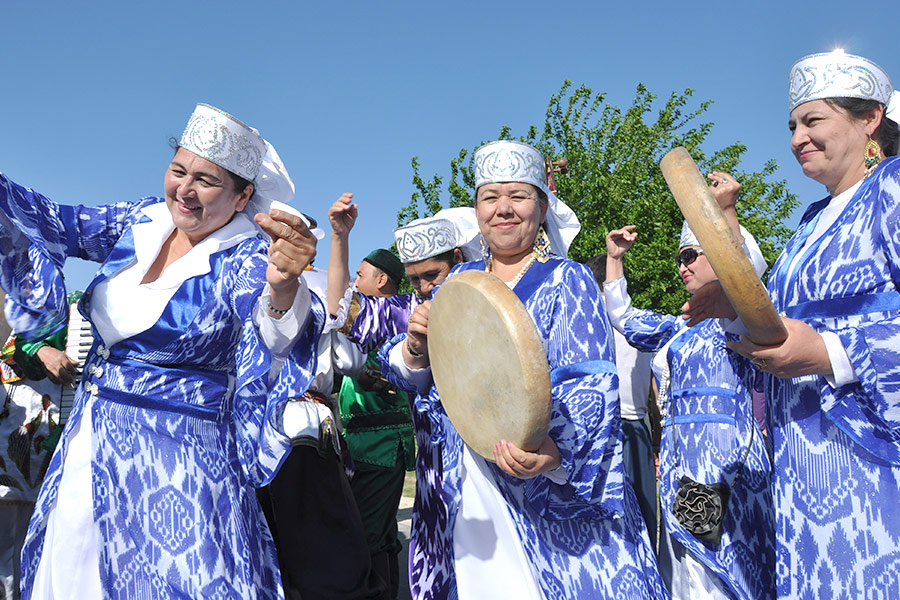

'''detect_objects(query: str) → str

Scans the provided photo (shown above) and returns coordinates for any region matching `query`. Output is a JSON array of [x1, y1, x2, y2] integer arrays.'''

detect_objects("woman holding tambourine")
[[382, 140, 667, 599], [604, 172, 774, 600], [685, 51, 900, 598]]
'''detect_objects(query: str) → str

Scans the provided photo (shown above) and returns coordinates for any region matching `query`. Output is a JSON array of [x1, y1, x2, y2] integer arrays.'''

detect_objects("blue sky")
[[2, 1, 898, 291]]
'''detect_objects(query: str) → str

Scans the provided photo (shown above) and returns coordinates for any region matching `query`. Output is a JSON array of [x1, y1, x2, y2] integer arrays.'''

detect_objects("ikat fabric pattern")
[[616, 306, 775, 600], [338, 291, 457, 600], [390, 257, 667, 599], [377, 335, 455, 600], [0, 176, 323, 599], [763, 157, 900, 599]]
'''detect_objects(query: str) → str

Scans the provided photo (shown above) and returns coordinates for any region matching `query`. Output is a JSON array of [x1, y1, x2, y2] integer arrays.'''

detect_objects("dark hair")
[[168, 138, 254, 193], [585, 253, 627, 284], [824, 98, 900, 157], [430, 248, 464, 267], [368, 264, 400, 295]]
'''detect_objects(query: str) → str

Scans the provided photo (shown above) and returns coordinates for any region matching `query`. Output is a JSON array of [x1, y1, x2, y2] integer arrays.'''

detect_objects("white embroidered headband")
[[473, 140, 581, 258], [393, 207, 482, 264], [789, 51, 894, 112], [180, 103, 300, 226], [180, 103, 267, 182]]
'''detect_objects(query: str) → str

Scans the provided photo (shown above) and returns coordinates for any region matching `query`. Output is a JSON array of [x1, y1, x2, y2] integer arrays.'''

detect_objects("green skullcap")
[[364, 249, 404, 287]]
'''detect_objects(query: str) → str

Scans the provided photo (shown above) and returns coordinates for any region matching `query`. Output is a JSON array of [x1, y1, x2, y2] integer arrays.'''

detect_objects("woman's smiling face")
[[164, 148, 253, 245]]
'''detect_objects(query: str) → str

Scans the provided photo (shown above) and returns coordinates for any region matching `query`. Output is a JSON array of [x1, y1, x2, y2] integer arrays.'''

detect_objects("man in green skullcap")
[[339, 249, 414, 600], [355, 249, 404, 298]]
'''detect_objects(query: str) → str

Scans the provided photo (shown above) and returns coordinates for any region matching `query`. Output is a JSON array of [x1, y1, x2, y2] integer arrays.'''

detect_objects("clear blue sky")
[[2, 1, 898, 291]]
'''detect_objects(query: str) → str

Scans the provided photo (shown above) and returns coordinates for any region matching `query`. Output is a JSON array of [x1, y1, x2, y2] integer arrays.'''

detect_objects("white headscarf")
[[179, 103, 312, 237], [679, 220, 768, 277], [473, 140, 581, 257], [393, 207, 482, 264]]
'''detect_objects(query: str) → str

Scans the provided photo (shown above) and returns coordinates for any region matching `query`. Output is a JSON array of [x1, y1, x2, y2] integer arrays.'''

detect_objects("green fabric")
[[339, 353, 415, 471], [12, 291, 82, 381], [14, 328, 66, 381]]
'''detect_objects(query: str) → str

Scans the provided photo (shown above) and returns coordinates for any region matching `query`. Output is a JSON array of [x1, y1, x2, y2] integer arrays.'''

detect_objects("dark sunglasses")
[[677, 247, 704, 267]]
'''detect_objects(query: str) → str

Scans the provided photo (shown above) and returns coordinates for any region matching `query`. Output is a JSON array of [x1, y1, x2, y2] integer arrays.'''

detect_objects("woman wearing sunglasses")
[[603, 172, 774, 600]]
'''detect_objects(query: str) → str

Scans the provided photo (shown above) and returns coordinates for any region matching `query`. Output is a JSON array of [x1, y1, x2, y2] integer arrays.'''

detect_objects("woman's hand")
[[328, 193, 357, 240], [727, 317, 833, 379], [707, 171, 743, 241], [493, 435, 562, 479], [707, 171, 740, 211], [681, 280, 737, 325], [255, 208, 317, 311], [403, 300, 431, 367], [35, 346, 78, 385], [605, 225, 638, 260]]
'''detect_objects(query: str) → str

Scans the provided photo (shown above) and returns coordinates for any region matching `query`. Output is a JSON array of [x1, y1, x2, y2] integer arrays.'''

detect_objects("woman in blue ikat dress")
[[603, 171, 774, 600], [382, 140, 666, 600], [684, 51, 900, 599], [0, 103, 324, 599]]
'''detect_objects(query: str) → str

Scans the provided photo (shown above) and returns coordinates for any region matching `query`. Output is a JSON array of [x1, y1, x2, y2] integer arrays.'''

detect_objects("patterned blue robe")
[[764, 156, 900, 599], [336, 291, 454, 600], [0, 174, 323, 599], [611, 293, 775, 600], [384, 257, 667, 599]]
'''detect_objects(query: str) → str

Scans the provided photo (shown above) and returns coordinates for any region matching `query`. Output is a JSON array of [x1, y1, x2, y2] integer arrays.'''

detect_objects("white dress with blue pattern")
[[763, 156, 900, 599], [0, 174, 323, 600], [383, 257, 668, 599], [604, 278, 775, 600]]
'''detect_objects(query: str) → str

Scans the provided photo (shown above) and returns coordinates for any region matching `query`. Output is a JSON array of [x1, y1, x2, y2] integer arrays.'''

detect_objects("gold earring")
[[865, 138, 882, 175], [533, 226, 552, 263]]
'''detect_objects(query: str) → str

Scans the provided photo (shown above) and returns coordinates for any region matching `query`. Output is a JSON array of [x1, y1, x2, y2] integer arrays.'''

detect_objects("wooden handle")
[[660, 147, 787, 346]]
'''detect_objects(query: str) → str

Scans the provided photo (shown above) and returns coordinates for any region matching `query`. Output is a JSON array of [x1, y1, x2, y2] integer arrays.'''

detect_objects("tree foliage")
[[400, 82, 799, 314]]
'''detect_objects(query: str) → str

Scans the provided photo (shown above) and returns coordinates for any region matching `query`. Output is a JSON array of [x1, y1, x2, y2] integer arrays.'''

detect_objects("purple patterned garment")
[[763, 156, 900, 599]]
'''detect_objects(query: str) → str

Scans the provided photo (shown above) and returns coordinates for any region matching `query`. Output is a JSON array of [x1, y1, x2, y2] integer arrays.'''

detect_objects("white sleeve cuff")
[[543, 464, 568, 485], [331, 331, 367, 377], [388, 340, 433, 395], [602, 277, 631, 334], [820, 330, 859, 388], [325, 285, 357, 333], [254, 278, 312, 360]]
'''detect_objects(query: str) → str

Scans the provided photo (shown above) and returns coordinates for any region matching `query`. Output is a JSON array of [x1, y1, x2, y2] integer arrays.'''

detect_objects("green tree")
[[400, 82, 799, 314]]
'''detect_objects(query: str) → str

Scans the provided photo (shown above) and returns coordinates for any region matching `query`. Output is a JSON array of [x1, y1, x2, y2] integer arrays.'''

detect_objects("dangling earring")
[[865, 137, 882, 177], [480, 237, 492, 270], [533, 225, 552, 263]]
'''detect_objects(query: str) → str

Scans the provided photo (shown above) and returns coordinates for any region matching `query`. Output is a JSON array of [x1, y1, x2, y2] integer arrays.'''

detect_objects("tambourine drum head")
[[428, 270, 551, 460]]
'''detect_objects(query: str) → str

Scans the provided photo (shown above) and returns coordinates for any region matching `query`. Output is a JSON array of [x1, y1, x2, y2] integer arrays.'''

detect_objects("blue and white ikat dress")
[[0, 174, 324, 599], [383, 257, 668, 600], [763, 156, 900, 599], [604, 279, 775, 600]]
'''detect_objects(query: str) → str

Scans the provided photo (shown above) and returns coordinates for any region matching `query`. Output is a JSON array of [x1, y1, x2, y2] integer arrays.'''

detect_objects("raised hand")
[[606, 225, 638, 260], [254, 208, 317, 314], [328, 193, 358, 239]]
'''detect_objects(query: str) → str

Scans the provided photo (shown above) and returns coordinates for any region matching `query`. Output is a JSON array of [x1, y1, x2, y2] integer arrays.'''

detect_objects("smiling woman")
[[0, 103, 323, 600], [382, 140, 667, 600], [734, 51, 900, 598]]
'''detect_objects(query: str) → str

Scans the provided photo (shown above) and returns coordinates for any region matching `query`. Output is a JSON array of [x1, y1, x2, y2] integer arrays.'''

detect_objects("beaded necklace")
[[486, 252, 537, 288]]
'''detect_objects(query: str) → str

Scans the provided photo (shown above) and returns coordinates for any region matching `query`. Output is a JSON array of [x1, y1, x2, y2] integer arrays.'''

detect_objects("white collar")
[[131, 201, 257, 289]]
